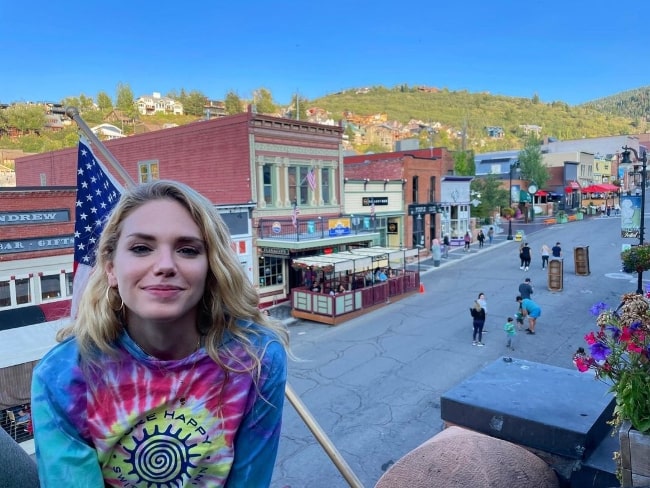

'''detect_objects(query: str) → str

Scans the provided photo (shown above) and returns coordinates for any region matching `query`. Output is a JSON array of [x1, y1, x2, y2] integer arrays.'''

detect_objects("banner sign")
[[621, 195, 641, 238]]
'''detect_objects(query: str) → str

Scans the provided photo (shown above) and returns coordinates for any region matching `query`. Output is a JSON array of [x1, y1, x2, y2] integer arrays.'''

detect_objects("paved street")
[[271, 214, 639, 488]]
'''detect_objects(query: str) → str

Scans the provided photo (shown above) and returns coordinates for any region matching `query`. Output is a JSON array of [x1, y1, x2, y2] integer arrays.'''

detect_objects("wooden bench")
[[543, 218, 557, 225]]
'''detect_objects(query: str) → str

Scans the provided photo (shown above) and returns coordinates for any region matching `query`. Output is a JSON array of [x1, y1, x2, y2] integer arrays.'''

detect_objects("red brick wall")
[[0, 189, 75, 262]]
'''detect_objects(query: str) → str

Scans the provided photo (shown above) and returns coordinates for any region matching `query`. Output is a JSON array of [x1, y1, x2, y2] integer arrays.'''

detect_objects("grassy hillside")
[[311, 85, 638, 152]]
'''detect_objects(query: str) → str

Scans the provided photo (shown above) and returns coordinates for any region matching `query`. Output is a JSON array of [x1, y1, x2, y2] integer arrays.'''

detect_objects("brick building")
[[14, 110, 380, 308]]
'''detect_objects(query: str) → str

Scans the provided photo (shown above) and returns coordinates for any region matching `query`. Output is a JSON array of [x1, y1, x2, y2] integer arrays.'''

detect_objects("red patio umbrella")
[[534, 190, 548, 196]]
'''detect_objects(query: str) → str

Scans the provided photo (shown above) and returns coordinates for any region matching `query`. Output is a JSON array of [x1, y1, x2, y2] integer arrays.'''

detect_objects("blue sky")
[[4, 0, 650, 107]]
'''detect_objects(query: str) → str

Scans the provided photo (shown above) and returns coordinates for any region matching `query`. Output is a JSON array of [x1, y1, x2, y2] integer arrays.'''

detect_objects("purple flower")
[[590, 302, 608, 316], [606, 325, 621, 340], [589, 342, 611, 361], [630, 321, 642, 332]]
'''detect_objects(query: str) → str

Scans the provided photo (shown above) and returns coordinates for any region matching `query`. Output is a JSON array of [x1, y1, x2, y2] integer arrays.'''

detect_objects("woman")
[[31, 180, 289, 487], [477, 292, 488, 332], [470, 300, 486, 346], [520, 242, 532, 271], [540, 244, 551, 270]]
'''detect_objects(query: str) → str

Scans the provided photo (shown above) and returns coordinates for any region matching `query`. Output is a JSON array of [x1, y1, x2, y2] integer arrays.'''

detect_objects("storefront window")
[[40, 274, 61, 300], [258, 257, 284, 288], [65, 272, 74, 296], [263, 165, 274, 205], [15, 277, 32, 305], [321, 168, 330, 204], [0, 281, 10, 307]]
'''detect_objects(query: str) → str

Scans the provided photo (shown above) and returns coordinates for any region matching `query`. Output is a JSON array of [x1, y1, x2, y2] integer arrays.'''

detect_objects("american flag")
[[370, 199, 376, 218], [71, 138, 122, 318], [291, 204, 300, 228], [307, 168, 316, 191]]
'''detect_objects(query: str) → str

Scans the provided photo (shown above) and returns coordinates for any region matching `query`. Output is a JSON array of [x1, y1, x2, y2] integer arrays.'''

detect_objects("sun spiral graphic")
[[124, 424, 200, 487]]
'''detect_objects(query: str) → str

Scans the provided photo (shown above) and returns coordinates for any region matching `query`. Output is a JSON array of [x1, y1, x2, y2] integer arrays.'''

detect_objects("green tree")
[[253, 88, 276, 114], [116, 83, 137, 118], [5, 104, 46, 134], [225, 91, 244, 115], [470, 174, 509, 220], [518, 136, 549, 189], [97, 91, 113, 111], [170, 89, 207, 116], [454, 150, 475, 175], [61, 94, 94, 112]]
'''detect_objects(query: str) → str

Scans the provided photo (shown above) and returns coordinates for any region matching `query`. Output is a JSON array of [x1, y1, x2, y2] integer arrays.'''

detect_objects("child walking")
[[504, 316, 516, 351]]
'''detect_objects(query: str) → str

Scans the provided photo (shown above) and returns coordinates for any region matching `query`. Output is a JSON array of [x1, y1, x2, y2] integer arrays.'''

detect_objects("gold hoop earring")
[[106, 286, 124, 311]]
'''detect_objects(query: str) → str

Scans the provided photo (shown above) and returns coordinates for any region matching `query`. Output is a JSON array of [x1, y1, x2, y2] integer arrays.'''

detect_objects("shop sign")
[[260, 247, 290, 257], [0, 235, 75, 254], [387, 222, 399, 234], [362, 197, 388, 206], [0, 209, 70, 225], [408, 203, 441, 216]]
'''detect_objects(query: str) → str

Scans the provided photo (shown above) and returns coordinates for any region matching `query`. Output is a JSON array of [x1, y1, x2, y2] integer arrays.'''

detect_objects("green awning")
[[519, 190, 532, 203]]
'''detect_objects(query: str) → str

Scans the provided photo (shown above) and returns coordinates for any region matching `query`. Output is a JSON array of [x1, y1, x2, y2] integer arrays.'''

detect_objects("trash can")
[[548, 258, 563, 291], [574, 246, 590, 276]]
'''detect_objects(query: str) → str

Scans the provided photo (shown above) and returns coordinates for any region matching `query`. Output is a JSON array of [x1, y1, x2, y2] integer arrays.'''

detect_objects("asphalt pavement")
[[270, 214, 637, 488]]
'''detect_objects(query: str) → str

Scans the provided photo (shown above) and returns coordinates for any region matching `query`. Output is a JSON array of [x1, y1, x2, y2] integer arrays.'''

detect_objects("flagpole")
[[65, 108, 365, 487], [285, 384, 364, 488], [65, 107, 136, 188]]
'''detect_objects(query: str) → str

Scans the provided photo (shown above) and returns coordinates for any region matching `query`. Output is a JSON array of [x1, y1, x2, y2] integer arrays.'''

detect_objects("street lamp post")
[[507, 161, 520, 240], [621, 145, 648, 294]]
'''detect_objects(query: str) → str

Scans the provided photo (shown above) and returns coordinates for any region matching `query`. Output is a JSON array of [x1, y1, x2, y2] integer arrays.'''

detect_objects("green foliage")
[[621, 244, 650, 273], [471, 174, 508, 219], [582, 86, 650, 129], [517, 136, 549, 189], [116, 83, 137, 119], [312, 85, 634, 150], [171, 89, 207, 117], [288, 93, 309, 120], [253, 88, 276, 114], [225, 91, 244, 115], [4, 104, 46, 133], [454, 150, 475, 175], [96, 91, 113, 111]]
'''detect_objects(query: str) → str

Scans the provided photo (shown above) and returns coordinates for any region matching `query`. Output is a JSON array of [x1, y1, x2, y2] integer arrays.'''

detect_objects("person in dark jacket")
[[470, 300, 486, 346]]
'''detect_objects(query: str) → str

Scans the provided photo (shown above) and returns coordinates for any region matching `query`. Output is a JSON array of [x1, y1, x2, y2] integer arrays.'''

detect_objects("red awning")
[[534, 190, 549, 197], [564, 181, 581, 192]]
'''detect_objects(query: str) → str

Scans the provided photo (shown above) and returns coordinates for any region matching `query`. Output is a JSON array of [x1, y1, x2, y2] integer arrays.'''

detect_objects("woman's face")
[[105, 199, 209, 332]]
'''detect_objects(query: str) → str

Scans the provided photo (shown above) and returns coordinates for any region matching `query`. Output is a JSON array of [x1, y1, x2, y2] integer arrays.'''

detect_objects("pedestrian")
[[477, 230, 485, 248], [541, 244, 551, 269], [487, 226, 494, 245], [431, 238, 442, 266], [552, 241, 562, 258], [518, 277, 534, 299], [470, 299, 486, 346], [515, 305, 525, 331], [503, 317, 516, 351], [520, 242, 532, 271], [519, 241, 525, 269], [443, 235, 450, 258], [31, 180, 290, 487], [464, 231, 471, 252], [477, 292, 488, 332], [516, 295, 542, 334], [614, 203, 621, 216]]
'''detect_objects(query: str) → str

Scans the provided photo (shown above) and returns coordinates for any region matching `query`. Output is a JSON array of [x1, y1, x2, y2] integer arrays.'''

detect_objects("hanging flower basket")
[[621, 244, 650, 274]]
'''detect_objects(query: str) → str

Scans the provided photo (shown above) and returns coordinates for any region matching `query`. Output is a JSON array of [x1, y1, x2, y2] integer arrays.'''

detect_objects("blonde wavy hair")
[[58, 180, 289, 377]]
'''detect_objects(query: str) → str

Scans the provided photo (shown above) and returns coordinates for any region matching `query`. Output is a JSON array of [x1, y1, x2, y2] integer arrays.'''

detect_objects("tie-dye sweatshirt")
[[31, 323, 287, 487]]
